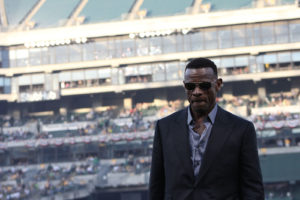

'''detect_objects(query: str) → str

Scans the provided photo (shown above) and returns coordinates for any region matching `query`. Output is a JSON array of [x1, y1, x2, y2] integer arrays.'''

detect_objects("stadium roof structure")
[[0, 0, 297, 30]]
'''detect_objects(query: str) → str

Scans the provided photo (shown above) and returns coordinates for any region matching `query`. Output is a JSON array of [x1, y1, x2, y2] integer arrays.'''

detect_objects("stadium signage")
[[19, 91, 59, 102]]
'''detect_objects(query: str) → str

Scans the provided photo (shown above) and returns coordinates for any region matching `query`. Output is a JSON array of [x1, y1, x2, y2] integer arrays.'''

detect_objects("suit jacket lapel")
[[172, 108, 195, 181], [195, 106, 232, 185]]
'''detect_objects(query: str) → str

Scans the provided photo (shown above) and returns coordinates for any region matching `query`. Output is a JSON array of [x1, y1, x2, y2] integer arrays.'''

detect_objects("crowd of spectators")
[[0, 104, 157, 143], [217, 90, 300, 110], [0, 155, 150, 200], [0, 92, 300, 144], [264, 182, 294, 200], [0, 161, 95, 199], [108, 156, 151, 175], [0, 92, 300, 199], [250, 112, 300, 123]]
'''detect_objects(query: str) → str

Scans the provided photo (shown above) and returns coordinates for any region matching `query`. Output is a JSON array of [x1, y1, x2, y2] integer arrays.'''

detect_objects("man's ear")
[[216, 78, 223, 92]]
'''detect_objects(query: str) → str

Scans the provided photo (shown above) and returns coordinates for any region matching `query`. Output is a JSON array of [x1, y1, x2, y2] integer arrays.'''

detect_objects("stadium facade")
[[1, 0, 300, 199]]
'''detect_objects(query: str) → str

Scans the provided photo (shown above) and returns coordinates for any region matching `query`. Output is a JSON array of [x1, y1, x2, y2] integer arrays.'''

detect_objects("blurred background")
[[0, 0, 300, 199]]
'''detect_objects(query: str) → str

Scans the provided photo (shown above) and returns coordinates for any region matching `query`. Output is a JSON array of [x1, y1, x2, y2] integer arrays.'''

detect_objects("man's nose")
[[192, 86, 203, 95]]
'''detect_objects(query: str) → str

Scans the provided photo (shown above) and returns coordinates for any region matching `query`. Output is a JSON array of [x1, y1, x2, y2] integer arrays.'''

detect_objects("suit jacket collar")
[[173, 107, 195, 182], [187, 104, 218, 126], [171, 106, 233, 185], [195, 106, 233, 185]]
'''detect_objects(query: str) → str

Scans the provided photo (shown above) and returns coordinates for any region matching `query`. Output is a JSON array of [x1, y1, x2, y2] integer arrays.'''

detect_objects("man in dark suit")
[[149, 58, 264, 200]]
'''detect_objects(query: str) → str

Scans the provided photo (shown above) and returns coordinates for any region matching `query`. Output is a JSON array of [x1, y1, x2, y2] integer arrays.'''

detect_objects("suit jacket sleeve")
[[240, 122, 264, 199], [149, 120, 165, 200]]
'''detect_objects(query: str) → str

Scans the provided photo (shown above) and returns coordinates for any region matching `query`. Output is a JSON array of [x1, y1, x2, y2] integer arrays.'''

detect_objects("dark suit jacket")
[[149, 106, 264, 200]]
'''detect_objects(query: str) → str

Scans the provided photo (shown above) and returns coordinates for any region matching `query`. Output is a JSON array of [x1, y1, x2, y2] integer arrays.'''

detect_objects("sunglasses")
[[184, 82, 213, 91]]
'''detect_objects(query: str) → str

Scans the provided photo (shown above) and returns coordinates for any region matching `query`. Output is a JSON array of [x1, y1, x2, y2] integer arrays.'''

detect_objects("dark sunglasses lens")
[[185, 82, 212, 90], [185, 83, 196, 90], [199, 82, 212, 90]]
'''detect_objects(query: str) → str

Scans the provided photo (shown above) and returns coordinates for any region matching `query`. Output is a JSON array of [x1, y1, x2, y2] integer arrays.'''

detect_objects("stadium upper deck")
[[0, 0, 299, 116]]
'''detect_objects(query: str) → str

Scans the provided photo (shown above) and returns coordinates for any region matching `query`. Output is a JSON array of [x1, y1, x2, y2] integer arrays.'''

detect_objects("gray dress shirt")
[[187, 104, 218, 176]]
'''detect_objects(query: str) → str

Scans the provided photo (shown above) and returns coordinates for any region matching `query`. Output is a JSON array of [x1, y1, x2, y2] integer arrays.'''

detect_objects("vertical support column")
[[222, 82, 233, 99], [20, 106, 29, 118], [12, 110, 21, 121], [123, 98, 132, 110], [291, 78, 300, 99], [92, 95, 103, 111], [154, 89, 168, 107], [258, 87, 266, 100], [11, 77, 19, 101], [60, 98, 71, 116], [223, 82, 251, 116], [7, 103, 21, 121], [45, 73, 54, 91], [291, 78, 300, 91], [0, 48, 9, 68]]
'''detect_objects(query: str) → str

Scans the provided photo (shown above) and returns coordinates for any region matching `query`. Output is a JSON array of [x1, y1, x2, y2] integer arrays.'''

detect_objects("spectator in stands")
[[149, 57, 264, 200]]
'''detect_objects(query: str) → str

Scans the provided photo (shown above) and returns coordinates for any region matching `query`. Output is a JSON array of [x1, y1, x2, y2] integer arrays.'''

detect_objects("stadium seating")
[[1, 0, 300, 199]]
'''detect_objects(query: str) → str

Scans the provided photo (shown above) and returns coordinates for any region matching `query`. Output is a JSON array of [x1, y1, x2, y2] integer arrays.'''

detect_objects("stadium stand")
[[2, 22, 300, 67], [1, 0, 300, 199]]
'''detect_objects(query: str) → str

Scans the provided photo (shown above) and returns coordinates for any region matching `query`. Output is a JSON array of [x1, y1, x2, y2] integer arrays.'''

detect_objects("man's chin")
[[191, 104, 209, 115]]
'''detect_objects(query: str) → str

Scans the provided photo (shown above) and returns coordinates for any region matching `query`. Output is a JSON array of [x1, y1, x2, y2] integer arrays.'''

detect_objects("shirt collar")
[[187, 104, 218, 125]]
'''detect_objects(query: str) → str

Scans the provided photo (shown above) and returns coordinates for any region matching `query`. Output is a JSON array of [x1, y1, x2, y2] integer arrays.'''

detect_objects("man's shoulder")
[[219, 106, 252, 125]]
